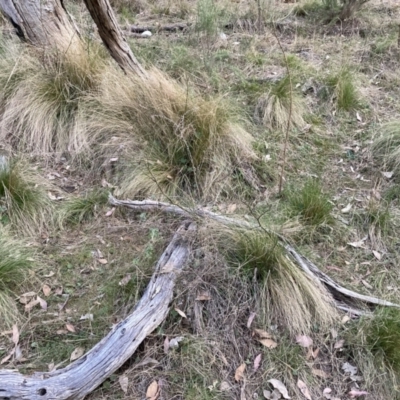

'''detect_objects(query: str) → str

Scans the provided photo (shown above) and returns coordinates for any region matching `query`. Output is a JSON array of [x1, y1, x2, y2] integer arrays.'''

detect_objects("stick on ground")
[[0, 222, 195, 400]]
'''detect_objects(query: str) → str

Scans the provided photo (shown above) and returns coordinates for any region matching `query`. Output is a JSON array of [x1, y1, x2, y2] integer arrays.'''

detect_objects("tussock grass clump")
[[372, 122, 400, 179], [323, 69, 360, 111], [286, 179, 333, 226], [0, 38, 107, 155], [0, 160, 53, 235], [0, 232, 31, 330], [89, 68, 255, 200], [346, 308, 400, 397], [363, 308, 400, 373], [254, 76, 306, 131], [58, 189, 109, 226], [221, 227, 337, 334]]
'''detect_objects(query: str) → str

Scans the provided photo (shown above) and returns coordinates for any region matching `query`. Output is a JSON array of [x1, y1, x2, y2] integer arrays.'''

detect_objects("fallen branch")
[[109, 195, 400, 313], [126, 22, 190, 33], [0, 222, 195, 400]]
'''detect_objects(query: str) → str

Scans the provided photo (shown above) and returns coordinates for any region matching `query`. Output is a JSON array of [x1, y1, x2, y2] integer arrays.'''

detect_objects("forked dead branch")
[[109, 195, 400, 314], [0, 222, 195, 400]]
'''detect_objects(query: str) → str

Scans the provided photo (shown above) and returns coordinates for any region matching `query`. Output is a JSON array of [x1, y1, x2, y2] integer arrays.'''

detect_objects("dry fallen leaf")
[[220, 381, 231, 392], [55, 286, 63, 295], [372, 250, 382, 260], [342, 362, 357, 376], [312, 368, 329, 379], [348, 236, 368, 248], [25, 298, 40, 312], [12, 325, 19, 346], [19, 291, 36, 304], [235, 363, 246, 382], [105, 207, 115, 217], [341, 203, 352, 213], [254, 328, 272, 338], [79, 313, 93, 321], [14, 344, 24, 362], [334, 339, 345, 349], [174, 308, 187, 319], [195, 291, 211, 301], [296, 335, 313, 348], [247, 312, 256, 329], [381, 171, 393, 179], [348, 389, 368, 398], [268, 378, 291, 399], [169, 336, 184, 349], [163, 337, 170, 354], [361, 280, 373, 290], [66, 323, 76, 333], [42, 284, 51, 297], [258, 338, 278, 349], [342, 315, 351, 324], [98, 258, 108, 265], [119, 274, 131, 287], [297, 379, 312, 400], [37, 296, 47, 310], [119, 374, 129, 394], [146, 380, 159, 400], [70, 347, 85, 361], [323, 387, 332, 399], [253, 353, 262, 372]]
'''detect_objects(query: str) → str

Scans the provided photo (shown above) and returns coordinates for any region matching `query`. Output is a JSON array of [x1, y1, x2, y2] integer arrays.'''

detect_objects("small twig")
[[271, 25, 293, 195]]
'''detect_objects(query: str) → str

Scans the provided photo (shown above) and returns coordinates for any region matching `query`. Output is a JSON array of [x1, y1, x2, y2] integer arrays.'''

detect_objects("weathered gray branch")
[[0, 222, 195, 400], [109, 195, 400, 313]]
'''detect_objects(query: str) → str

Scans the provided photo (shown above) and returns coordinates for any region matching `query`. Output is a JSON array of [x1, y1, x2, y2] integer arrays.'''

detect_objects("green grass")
[[0, 232, 31, 330], [286, 179, 333, 226], [345, 307, 400, 398], [254, 75, 306, 131], [220, 227, 338, 334], [0, 160, 53, 234], [323, 69, 360, 111], [353, 199, 391, 236], [364, 308, 400, 373], [58, 189, 109, 226], [372, 122, 400, 179]]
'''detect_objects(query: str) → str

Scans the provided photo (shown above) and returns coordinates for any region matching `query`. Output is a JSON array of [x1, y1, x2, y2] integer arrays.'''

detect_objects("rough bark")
[[109, 195, 400, 314], [0, 0, 80, 52], [83, 0, 146, 76], [0, 222, 194, 400]]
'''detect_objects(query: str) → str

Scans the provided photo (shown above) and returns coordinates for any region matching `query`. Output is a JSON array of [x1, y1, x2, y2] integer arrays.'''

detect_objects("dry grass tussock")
[[0, 37, 107, 156], [87, 68, 256, 199], [254, 76, 306, 131], [211, 224, 338, 334], [372, 121, 400, 178]]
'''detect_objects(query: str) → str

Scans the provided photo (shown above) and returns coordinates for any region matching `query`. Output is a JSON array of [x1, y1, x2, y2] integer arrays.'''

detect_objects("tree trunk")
[[0, 0, 81, 53], [83, 0, 146, 76]]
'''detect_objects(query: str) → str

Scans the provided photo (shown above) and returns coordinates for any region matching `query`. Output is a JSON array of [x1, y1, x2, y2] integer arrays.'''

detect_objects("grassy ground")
[[1, 0, 400, 398]]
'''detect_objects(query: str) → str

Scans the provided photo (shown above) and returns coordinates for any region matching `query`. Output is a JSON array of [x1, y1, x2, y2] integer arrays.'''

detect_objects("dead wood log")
[[127, 22, 190, 33], [109, 195, 400, 314], [0, 222, 195, 400]]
